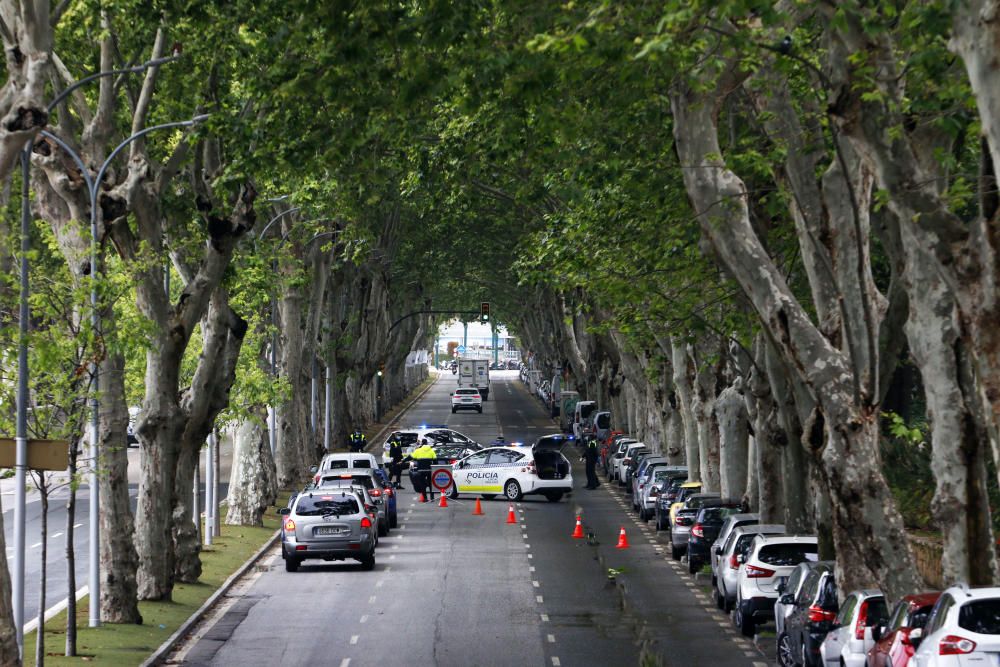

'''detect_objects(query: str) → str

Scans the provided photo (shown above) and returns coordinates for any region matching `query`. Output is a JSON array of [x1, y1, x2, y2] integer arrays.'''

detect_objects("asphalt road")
[[2, 439, 233, 628], [172, 371, 775, 667]]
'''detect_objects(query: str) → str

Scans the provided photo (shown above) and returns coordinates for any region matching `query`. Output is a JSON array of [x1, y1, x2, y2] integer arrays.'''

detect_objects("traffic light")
[[480, 301, 490, 323]]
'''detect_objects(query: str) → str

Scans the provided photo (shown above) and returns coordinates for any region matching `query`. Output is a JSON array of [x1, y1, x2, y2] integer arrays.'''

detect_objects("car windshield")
[[580, 403, 596, 419], [295, 496, 359, 516], [757, 543, 818, 566], [699, 507, 741, 525], [959, 599, 1000, 635], [321, 474, 374, 489], [908, 605, 934, 629], [352, 460, 372, 468], [456, 389, 478, 395], [596, 413, 610, 428]]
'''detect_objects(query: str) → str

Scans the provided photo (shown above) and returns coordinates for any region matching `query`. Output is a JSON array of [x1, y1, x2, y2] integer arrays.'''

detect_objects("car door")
[[454, 451, 490, 492], [486, 449, 526, 485], [822, 593, 856, 665], [789, 570, 822, 662]]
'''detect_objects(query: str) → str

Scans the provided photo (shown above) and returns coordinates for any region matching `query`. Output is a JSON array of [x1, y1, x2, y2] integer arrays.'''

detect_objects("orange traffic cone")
[[615, 526, 630, 549], [472, 498, 484, 515], [418, 492, 426, 503], [438, 493, 448, 508], [572, 515, 584, 539], [506, 504, 518, 524]]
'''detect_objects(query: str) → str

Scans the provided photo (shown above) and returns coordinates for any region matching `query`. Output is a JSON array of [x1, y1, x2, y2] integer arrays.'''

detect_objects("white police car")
[[380, 425, 480, 465], [448, 446, 573, 502]]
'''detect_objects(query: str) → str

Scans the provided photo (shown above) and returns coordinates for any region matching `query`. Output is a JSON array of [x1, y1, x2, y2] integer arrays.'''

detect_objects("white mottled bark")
[[226, 414, 278, 525], [716, 384, 749, 500]]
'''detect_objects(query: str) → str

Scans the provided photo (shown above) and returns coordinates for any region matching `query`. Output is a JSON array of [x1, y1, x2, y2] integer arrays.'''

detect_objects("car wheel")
[[504, 479, 523, 502], [390, 513, 398, 529], [378, 519, 388, 537], [284, 557, 300, 573], [671, 543, 681, 561], [360, 551, 375, 571], [451, 407, 456, 413], [477, 407, 482, 413], [687, 557, 699, 574], [713, 586, 725, 610], [481, 494, 496, 500], [448, 487, 460, 500], [544, 491, 563, 502], [736, 602, 755, 637], [777, 633, 796, 667]]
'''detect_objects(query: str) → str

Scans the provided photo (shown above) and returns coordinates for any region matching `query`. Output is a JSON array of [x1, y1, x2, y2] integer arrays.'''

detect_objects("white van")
[[311, 452, 382, 483], [572, 400, 597, 439]]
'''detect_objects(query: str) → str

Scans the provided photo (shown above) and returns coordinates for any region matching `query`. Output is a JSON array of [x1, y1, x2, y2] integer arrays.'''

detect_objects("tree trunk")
[[96, 351, 141, 621], [693, 350, 721, 492], [716, 384, 749, 500], [671, 339, 699, 480], [226, 413, 278, 526], [172, 441, 202, 583]]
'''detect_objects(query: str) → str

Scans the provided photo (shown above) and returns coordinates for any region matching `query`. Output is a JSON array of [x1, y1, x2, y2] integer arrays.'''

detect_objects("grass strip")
[[23, 502, 284, 666]]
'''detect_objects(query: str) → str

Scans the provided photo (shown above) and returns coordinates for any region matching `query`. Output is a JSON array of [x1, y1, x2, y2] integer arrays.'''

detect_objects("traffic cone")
[[615, 526, 630, 549], [472, 498, 484, 515], [418, 492, 426, 503], [438, 493, 448, 508], [572, 515, 584, 539], [506, 504, 517, 524]]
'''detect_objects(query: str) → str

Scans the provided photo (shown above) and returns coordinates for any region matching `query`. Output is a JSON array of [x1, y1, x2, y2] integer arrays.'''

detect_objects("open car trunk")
[[534, 450, 569, 480]]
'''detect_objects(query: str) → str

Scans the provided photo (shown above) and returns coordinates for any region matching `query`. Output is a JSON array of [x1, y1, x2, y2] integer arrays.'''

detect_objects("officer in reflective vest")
[[348, 429, 366, 453], [410, 439, 438, 499]]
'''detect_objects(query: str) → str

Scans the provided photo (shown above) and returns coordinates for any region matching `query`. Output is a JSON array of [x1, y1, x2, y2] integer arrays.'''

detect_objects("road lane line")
[[51, 532, 62, 538], [536, 595, 544, 603], [350, 635, 359, 645], [73, 523, 82, 528], [368, 596, 376, 604], [375, 580, 384, 588], [360, 615, 368, 623], [540, 614, 549, 622], [532, 580, 540, 588], [30, 542, 40, 549], [340, 660, 350, 667], [552, 658, 561, 666], [547, 634, 555, 643], [529, 566, 535, 572]]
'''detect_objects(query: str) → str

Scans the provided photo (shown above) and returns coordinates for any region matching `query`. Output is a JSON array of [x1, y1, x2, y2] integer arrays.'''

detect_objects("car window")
[[351, 460, 372, 468], [735, 534, 759, 558], [909, 605, 935, 630], [596, 413, 610, 428], [887, 601, 908, 632], [326, 459, 349, 469], [464, 452, 489, 466], [295, 495, 359, 516], [487, 450, 524, 465], [757, 543, 818, 566], [958, 599, 1000, 635], [926, 595, 954, 635], [867, 598, 889, 626], [797, 571, 821, 605], [835, 595, 858, 626], [580, 404, 595, 419], [785, 566, 805, 596]]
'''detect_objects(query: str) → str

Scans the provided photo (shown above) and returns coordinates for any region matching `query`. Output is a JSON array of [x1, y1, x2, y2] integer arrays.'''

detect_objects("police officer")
[[348, 429, 366, 453], [388, 436, 405, 489], [583, 437, 600, 489], [410, 438, 438, 500]]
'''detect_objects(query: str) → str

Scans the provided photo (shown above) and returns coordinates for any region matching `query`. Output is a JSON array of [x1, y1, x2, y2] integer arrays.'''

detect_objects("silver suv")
[[280, 490, 376, 572]]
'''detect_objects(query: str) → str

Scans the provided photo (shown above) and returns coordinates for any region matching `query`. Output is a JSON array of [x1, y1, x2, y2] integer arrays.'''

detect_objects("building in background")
[[433, 320, 520, 366]]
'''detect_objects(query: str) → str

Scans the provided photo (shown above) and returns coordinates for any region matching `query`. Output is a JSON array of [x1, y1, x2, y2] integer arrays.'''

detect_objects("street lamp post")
[[11, 54, 181, 654], [40, 114, 207, 630]]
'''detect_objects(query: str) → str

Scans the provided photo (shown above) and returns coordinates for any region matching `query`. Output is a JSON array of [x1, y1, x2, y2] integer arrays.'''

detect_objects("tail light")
[[729, 554, 740, 569], [384, 487, 394, 497], [313, 474, 320, 483], [369, 488, 382, 497], [284, 519, 296, 532], [360, 516, 372, 529], [807, 605, 837, 623], [854, 600, 870, 640], [939, 635, 976, 655], [745, 564, 775, 579], [449, 459, 456, 464], [675, 516, 691, 526], [623, 458, 631, 466], [472, 395, 480, 399], [639, 483, 645, 492], [691, 524, 704, 538], [522, 461, 536, 474]]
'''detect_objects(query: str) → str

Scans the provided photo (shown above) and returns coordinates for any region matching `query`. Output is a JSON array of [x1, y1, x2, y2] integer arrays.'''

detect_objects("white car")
[[820, 589, 888, 666], [615, 443, 647, 485], [449, 446, 573, 502], [911, 584, 1000, 667], [734, 534, 818, 637], [380, 426, 480, 464], [312, 452, 382, 484], [451, 387, 483, 413]]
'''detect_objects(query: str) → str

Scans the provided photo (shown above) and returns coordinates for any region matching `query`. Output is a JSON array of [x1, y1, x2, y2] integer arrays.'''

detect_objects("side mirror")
[[780, 594, 795, 605], [278, 508, 291, 516], [736, 554, 746, 565], [309, 465, 318, 473]]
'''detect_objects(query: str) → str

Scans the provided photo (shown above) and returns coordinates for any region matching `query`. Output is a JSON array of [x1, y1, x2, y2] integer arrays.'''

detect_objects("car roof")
[[752, 534, 817, 545], [941, 584, 1000, 600], [733, 524, 785, 536], [902, 592, 942, 609]]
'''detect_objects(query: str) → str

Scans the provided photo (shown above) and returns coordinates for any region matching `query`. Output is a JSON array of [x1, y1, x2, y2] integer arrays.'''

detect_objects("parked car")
[[687, 502, 745, 574], [734, 534, 819, 637], [607, 438, 638, 479], [668, 481, 705, 526], [783, 562, 838, 667], [622, 449, 653, 489], [670, 493, 721, 560], [279, 490, 376, 572], [615, 443, 647, 485], [715, 524, 786, 613], [866, 592, 940, 667], [711, 513, 760, 590], [639, 469, 688, 522], [910, 584, 1000, 667], [653, 477, 690, 530], [820, 589, 888, 666], [774, 561, 823, 658], [629, 457, 669, 506]]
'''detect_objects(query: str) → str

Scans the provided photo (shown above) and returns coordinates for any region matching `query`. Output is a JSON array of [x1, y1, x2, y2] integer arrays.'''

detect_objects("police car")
[[380, 425, 480, 464], [447, 445, 573, 502]]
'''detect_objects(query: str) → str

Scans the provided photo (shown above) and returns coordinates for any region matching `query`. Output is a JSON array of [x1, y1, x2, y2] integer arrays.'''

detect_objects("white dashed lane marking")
[[350, 635, 359, 645], [540, 614, 549, 622], [547, 634, 555, 643]]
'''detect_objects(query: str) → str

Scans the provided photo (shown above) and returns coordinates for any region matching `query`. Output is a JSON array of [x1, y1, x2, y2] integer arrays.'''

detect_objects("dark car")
[[866, 592, 940, 667], [623, 449, 652, 490], [686, 502, 745, 573], [654, 477, 689, 531], [406, 442, 478, 488], [781, 561, 838, 667]]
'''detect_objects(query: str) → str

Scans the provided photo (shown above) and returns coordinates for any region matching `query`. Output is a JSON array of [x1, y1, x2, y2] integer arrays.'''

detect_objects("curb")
[[141, 529, 280, 667]]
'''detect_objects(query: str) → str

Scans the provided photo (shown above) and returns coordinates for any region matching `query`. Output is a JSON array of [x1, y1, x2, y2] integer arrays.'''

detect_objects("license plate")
[[315, 526, 345, 536]]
